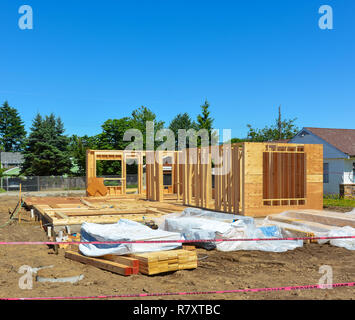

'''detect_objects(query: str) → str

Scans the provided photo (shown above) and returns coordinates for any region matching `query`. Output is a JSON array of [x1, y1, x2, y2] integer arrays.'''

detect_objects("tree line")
[[0, 101, 299, 177]]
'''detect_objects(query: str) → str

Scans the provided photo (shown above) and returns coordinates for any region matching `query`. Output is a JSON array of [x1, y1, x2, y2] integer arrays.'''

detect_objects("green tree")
[[96, 117, 136, 176], [246, 108, 299, 142], [21, 113, 72, 176], [98, 117, 134, 150], [131, 106, 164, 150], [224, 137, 246, 144], [169, 112, 198, 149], [69, 134, 99, 176], [0, 101, 26, 151], [197, 100, 215, 146]]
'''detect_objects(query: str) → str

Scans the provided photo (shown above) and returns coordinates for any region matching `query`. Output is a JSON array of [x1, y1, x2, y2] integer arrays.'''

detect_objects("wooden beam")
[[64, 251, 138, 276]]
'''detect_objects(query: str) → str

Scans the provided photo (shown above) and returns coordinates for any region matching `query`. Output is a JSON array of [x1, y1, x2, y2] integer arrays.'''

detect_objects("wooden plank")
[[227, 145, 232, 213], [235, 146, 240, 213], [222, 145, 227, 212], [122, 153, 127, 195], [100, 254, 139, 268], [138, 153, 143, 195], [80, 198, 96, 208], [54, 211, 69, 219], [64, 251, 137, 276], [206, 150, 212, 209], [188, 150, 192, 205]]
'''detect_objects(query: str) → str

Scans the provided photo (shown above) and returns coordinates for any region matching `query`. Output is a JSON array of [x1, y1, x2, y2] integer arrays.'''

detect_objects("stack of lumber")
[[65, 248, 197, 276], [129, 249, 198, 275]]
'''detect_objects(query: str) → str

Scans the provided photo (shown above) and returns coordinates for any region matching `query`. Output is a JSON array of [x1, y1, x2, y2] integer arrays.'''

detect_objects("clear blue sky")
[[0, 0, 354, 139]]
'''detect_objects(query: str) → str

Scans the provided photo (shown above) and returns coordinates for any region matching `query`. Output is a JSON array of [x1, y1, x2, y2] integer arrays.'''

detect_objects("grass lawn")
[[323, 196, 355, 208], [127, 184, 138, 189]]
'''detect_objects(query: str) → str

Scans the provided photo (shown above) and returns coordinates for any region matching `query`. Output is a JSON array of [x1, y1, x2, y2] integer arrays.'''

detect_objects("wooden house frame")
[[86, 150, 144, 197], [86, 142, 323, 217]]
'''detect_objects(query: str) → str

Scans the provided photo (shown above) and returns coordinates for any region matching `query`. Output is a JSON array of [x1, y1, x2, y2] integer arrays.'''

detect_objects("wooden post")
[[176, 152, 180, 201], [138, 152, 143, 195], [122, 154, 127, 195]]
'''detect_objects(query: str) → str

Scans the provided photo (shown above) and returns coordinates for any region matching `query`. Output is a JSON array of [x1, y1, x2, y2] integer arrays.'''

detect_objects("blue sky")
[[0, 0, 354, 139]]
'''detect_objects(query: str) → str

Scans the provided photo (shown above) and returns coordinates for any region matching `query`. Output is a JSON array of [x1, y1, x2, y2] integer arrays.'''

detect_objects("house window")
[[323, 163, 329, 184], [353, 162, 355, 183]]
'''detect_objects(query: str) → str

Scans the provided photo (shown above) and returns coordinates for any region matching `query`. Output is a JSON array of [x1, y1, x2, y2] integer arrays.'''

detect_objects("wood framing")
[[85, 142, 323, 217], [86, 150, 144, 197]]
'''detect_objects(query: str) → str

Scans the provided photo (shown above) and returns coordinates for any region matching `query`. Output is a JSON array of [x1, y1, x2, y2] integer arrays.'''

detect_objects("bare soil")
[[1, 196, 355, 300]]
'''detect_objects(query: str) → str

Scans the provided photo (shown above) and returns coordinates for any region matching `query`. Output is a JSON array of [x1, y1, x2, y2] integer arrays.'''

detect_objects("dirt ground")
[[0, 195, 355, 300]]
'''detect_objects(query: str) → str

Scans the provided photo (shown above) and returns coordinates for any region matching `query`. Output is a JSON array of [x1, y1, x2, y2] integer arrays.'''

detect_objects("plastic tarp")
[[79, 219, 183, 257], [261, 210, 355, 251], [155, 208, 303, 252], [315, 226, 355, 250]]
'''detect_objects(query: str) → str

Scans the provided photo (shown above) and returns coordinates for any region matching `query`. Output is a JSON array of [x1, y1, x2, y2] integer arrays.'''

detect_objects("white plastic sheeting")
[[216, 219, 303, 252], [79, 219, 183, 257], [156, 208, 303, 252], [316, 226, 355, 250], [261, 210, 355, 251]]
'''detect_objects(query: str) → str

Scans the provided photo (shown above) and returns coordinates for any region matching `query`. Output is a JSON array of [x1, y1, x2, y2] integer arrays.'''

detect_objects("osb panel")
[[305, 182, 323, 210], [304, 144, 323, 175], [243, 174, 262, 184], [307, 174, 323, 183], [243, 205, 308, 217], [243, 143, 264, 175]]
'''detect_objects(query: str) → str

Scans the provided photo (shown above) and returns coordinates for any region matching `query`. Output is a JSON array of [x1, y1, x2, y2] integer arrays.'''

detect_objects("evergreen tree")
[[169, 112, 198, 150], [21, 113, 72, 176], [0, 101, 26, 151], [197, 100, 215, 145], [277, 105, 282, 140], [69, 134, 99, 176]]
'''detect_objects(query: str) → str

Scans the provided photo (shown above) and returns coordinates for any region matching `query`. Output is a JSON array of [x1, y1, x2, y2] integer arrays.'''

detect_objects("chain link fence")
[[0, 176, 86, 192]]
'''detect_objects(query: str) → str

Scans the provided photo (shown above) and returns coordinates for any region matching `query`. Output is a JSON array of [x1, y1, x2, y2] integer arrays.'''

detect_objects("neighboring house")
[[289, 127, 355, 195], [0, 152, 24, 169]]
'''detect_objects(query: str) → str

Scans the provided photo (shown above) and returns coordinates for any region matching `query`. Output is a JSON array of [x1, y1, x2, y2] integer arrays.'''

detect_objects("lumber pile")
[[65, 248, 198, 276], [129, 249, 198, 275]]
